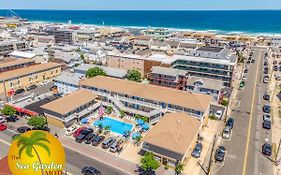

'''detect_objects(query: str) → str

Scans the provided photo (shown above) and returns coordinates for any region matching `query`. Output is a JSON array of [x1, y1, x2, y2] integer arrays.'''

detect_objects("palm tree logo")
[[14, 131, 51, 175]]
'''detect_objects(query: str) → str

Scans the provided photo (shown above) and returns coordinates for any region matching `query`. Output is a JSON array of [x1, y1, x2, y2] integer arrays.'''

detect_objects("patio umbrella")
[[141, 123, 149, 131], [80, 117, 89, 124], [98, 105, 105, 117], [136, 119, 144, 125]]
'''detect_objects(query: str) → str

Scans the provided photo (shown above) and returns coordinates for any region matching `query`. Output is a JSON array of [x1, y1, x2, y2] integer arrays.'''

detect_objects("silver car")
[[222, 127, 231, 139]]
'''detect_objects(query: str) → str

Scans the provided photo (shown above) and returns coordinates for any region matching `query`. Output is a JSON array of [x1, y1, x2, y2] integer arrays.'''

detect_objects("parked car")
[[39, 80, 50, 86], [26, 85, 38, 91], [244, 69, 248, 73], [80, 128, 94, 136], [102, 137, 116, 149], [0, 116, 5, 124], [81, 166, 101, 175], [226, 118, 235, 129], [263, 77, 269, 83], [32, 126, 50, 132], [109, 141, 123, 153], [264, 61, 268, 66], [263, 105, 271, 113], [251, 59, 255, 63], [262, 143, 272, 156], [215, 110, 223, 119], [191, 143, 203, 158], [263, 114, 271, 121], [75, 134, 87, 143], [16, 126, 31, 133], [273, 60, 278, 65], [92, 135, 105, 146], [263, 120, 271, 130], [73, 127, 86, 137], [263, 94, 270, 101], [65, 125, 78, 136], [215, 146, 226, 162], [0, 124, 7, 131], [84, 133, 97, 144], [222, 127, 231, 139], [15, 88, 25, 95], [6, 116, 18, 122], [273, 66, 278, 71], [50, 85, 57, 91]]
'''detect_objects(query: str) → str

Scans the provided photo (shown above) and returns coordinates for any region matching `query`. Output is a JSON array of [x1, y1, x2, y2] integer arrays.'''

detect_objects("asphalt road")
[[213, 48, 274, 175], [0, 129, 131, 175]]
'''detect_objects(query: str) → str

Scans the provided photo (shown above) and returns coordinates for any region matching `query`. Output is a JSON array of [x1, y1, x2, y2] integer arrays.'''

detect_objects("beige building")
[[0, 59, 35, 73], [106, 52, 162, 77], [142, 112, 202, 167], [0, 63, 61, 93], [41, 89, 99, 127]]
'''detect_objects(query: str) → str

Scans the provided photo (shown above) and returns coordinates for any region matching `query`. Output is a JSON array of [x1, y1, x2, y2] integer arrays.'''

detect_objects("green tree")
[[14, 131, 50, 175], [103, 125, 111, 134], [106, 106, 113, 114], [221, 99, 229, 106], [126, 69, 142, 82], [27, 116, 48, 129], [175, 162, 184, 175], [1, 105, 16, 116], [86, 67, 107, 78], [97, 123, 103, 134], [120, 110, 126, 118], [140, 152, 160, 171], [135, 135, 142, 146], [80, 53, 85, 60]]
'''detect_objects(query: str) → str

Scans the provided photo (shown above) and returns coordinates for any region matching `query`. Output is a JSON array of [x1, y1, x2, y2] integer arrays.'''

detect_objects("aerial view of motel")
[[0, 9, 280, 175]]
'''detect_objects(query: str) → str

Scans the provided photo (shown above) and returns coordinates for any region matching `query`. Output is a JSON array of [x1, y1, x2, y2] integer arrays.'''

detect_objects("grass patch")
[[209, 115, 217, 120]]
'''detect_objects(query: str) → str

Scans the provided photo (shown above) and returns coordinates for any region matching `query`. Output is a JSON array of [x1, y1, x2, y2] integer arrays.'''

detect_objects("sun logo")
[[8, 131, 65, 175]]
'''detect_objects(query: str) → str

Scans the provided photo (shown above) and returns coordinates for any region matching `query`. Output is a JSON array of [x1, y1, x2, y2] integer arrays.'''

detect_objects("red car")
[[73, 127, 86, 137], [0, 124, 7, 131]]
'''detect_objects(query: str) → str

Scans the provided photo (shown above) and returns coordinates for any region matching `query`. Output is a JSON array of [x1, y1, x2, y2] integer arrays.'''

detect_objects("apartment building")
[[0, 41, 27, 56], [79, 76, 212, 123], [150, 66, 188, 90], [0, 59, 35, 73], [75, 30, 99, 41], [171, 46, 237, 86], [0, 63, 61, 93], [41, 89, 99, 127], [106, 52, 162, 76], [54, 72, 83, 95], [142, 28, 173, 40], [142, 112, 202, 167], [48, 29, 75, 44]]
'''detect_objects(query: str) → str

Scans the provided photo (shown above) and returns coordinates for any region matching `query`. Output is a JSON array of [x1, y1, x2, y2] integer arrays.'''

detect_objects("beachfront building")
[[171, 46, 237, 86], [0, 63, 61, 93], [74, 64, 127, 79], [0, 59, 35, 73], [48, 29, 75, 44], [54, 72, 83, 95], [142, 112, 202, 167], [0, 41, 27, 56], [142, 28, 173, 40], [75, 30, 100, 41], [150, 66, 188, 90], [79, 76, 212, 123], [41, 89, 100, 127], [106, 51, 162, 76]]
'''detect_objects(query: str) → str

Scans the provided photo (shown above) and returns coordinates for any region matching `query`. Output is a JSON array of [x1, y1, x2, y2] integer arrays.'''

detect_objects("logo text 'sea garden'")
[[8, 131, 65, 175]]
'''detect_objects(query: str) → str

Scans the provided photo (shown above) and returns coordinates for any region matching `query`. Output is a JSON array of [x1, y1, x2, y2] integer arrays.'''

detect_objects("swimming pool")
[[93, 117, 133, 135]]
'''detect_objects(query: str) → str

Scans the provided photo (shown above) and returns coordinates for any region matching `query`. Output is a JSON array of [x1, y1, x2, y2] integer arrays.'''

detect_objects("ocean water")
[[1, 10, 281, 35]]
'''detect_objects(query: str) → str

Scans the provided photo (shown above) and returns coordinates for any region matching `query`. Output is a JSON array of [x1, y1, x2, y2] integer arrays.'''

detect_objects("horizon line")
[[1, 8, 281, 11]]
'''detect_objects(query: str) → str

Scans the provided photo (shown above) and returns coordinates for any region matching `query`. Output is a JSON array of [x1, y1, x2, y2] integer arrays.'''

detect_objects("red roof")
[[0, 157, 12, 175]]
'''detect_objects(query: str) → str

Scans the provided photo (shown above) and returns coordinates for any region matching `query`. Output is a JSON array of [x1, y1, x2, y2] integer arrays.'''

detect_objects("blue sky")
[[1, 0, 281, 10]]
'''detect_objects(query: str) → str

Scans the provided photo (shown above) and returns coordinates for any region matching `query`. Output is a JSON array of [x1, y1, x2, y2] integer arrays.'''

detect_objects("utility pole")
[[276, 139, 281, 162], [207, 135, 217, 175]]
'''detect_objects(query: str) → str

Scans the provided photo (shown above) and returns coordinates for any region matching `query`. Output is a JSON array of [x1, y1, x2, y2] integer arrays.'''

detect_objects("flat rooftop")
[[197, 46, 224, 53], [0, 63, 61, 81], [79, 76, 212, 112], [54, 72, 83, 86], [143, 112, 202, 157], [0, 58, 35, 70], [41, 89, 98, 115]]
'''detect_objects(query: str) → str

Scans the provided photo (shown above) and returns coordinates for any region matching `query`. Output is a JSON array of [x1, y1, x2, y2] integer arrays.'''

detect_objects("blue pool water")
[[93, 117, 133, 135]]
